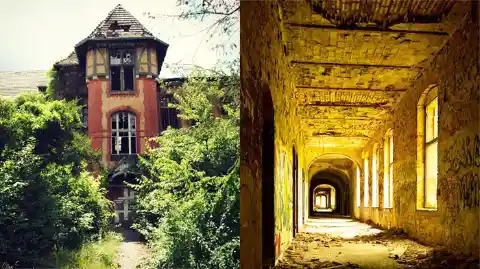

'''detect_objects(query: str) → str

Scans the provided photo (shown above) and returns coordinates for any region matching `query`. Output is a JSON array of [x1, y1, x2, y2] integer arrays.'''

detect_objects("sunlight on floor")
[[300, 217, 383, 238]]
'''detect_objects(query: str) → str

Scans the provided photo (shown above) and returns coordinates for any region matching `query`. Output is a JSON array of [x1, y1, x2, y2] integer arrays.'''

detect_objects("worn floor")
[[275, 218, 479, 269], [115, 227, 147, 269]]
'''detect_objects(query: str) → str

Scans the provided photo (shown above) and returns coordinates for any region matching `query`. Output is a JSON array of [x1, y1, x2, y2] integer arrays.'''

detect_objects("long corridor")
[[240, 1, 480, 268], [275, 218, 479, 269]]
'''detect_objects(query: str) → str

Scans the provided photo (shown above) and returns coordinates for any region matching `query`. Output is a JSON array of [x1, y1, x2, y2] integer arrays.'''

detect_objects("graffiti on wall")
[[458, 171, 480, 209], [441, 133, 480, 210], [274, 146, 293, 257], [275, 148, 291, 231], [443, 134, 480, 173]]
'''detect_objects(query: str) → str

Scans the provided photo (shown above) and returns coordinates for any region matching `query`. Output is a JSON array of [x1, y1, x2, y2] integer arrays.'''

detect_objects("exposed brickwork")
[[87, 77, 158, 167], [87, 79, 104, 152], [287, 27, 446, 66], [141, 78, 159, 138]]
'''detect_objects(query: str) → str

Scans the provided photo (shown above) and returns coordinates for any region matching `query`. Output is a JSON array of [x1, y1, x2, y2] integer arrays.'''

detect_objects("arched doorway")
[[262, 90, 275, 268], [108, 172, 137, 226], [312, 184, 336, 212], [107, 157, 140, 227], [309, 169, 351, 217]]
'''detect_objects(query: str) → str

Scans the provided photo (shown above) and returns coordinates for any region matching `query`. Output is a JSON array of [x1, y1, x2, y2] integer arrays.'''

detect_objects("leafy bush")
[[0, 93, 113, 267], [52, 231, 122, 269], [132, 71, 240, 268]]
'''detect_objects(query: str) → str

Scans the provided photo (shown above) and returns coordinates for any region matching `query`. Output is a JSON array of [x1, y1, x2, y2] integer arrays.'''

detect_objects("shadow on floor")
[[114, 226, 145, 243]]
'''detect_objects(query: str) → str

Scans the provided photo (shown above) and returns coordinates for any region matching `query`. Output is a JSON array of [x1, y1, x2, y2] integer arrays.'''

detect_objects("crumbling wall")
[[241, 1, 300, 267], [358, 4, 480, 256]]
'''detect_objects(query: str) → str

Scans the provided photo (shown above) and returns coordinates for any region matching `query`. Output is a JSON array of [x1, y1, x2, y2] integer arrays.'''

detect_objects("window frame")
[[159, 94, 180, 130], [424, 97, 438, 209], [356, 166, 361, 208], [372, 144, 379, 208], [109, 49, 136, 92], [416, 85, 439, 211], [383, 129, 394, 209], [111, 111, 137, 156], [363, 153, 369, 208]]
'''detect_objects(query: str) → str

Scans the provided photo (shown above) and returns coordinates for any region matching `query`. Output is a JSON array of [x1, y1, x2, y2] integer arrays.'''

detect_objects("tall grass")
[[53, 231, 123, 269]]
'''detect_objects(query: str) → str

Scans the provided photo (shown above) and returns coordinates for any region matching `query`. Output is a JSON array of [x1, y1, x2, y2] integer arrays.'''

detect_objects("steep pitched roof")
[[87, 4, 154, 39], [56, 4, 166, 67], [55, 51, 79, 66], [0, 70, 49, 98]]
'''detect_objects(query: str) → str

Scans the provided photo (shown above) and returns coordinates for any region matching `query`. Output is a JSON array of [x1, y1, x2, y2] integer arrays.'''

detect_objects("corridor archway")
[[312, 184, 336, 212], [309, 169, 351, 217]]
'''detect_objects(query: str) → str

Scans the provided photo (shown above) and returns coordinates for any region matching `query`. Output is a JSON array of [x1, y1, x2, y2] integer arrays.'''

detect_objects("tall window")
[[160, 95, 179, 130], [110, 49, 135, 92], [384, 129, 394, 208], [363, 154, 369, 207], [356, 166, 361, 208], [111, 111, 137, 155], [424, 97, 439, 208], [372, 144, 379, 208]]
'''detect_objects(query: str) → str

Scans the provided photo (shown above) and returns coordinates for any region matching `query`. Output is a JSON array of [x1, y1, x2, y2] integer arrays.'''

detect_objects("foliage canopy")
[[0, 93, 112, 267]]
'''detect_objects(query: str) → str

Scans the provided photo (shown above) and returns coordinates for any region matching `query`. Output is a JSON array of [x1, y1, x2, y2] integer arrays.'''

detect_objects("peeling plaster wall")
[[241, 1, 300, 267], [357, 7, 480, 256], [274, 146, 293, 258]]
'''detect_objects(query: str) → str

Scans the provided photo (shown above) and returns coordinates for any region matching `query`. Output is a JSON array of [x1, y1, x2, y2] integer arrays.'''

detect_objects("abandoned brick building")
[[49, 4, 189, 225], [0, 4, 195, 226], [241, 1, 479, 268], [0, 4, 227, 227]]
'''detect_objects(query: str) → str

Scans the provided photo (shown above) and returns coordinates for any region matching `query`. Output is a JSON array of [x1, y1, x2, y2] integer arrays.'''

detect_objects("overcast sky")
[[0, 0, 238, 78]]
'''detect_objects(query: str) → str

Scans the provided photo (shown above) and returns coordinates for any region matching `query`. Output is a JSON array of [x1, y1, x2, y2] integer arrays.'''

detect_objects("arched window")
[[364, 153, 369, 207], [372, 144, 379, 208], [384, 129, 394, 208], [417, 85, 438, 210], [111, 111, 137, 156]]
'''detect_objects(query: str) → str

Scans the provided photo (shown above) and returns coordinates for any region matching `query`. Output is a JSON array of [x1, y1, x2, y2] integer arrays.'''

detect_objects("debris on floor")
[[274, 219, 479, 269]]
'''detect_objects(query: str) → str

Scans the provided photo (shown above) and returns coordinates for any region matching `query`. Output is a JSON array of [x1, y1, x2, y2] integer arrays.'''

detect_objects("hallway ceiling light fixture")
[[307, 0, 456, 29]]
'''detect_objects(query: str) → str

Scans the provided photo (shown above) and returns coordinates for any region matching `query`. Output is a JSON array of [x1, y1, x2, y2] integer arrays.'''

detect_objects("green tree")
[[0, 93, 113, 268], [132, 68, 239, 268]]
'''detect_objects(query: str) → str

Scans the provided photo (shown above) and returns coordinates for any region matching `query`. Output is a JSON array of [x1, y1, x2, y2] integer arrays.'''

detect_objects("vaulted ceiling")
[[279, 0, 469, 149]]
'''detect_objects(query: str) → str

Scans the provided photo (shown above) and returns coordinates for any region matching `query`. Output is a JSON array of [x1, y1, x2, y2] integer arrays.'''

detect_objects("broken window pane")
[[130, 137, 137, 153], [123, 51, 133, 65], [111, 111, 137, 155], [110, 49, 135, 92], [124, 67, 134, 91], [110, 50, 122, 65]]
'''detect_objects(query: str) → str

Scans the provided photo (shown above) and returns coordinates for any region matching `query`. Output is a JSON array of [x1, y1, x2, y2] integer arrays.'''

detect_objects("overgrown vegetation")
[[51, 231, 122, 269], [0, 93, 114, 268], [132, 69, 240, 268]]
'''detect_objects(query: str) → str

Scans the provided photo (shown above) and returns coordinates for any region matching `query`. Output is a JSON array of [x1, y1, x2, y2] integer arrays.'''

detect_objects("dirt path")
[[115, 227, 147, 269], [275, 218, 479, 269]]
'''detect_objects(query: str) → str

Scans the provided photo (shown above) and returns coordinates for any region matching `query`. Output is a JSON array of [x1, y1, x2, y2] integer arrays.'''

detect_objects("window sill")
[[111, 154, 138, 162], [417, 207, 438, 212], [109, 91, 136, 95]]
